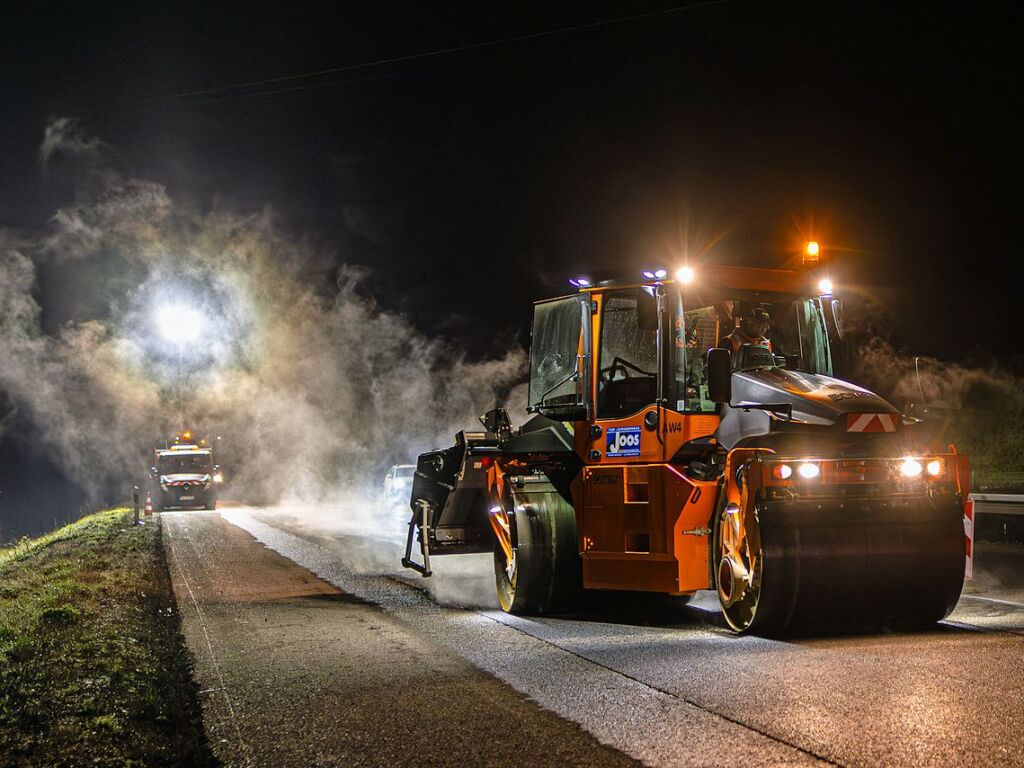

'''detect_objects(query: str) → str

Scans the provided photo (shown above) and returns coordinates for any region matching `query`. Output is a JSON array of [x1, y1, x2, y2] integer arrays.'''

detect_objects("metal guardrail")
[[971, 494, 1024, 517]]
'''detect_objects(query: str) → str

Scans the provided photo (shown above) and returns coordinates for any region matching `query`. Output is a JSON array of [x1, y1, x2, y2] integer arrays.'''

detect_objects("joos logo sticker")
[[606, 426, 642, 457]]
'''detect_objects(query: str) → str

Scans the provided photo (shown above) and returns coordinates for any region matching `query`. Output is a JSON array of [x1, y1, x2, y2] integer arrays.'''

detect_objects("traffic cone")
[[145, 491, 153, 516]]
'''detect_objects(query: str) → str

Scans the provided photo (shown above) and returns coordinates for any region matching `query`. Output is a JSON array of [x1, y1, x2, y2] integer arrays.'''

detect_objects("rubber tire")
[[494, 476, 582, 615]]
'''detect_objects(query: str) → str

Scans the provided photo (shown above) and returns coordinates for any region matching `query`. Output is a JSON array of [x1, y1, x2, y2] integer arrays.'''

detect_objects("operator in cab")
[[719, 304, 773, 356]]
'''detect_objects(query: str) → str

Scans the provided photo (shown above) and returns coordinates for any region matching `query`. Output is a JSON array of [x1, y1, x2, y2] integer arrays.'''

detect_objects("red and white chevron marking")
[[845, 413, 898, 433], [964, 497, 974, 580]]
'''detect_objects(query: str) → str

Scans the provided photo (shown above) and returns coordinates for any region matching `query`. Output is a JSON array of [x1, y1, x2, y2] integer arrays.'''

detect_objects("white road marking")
[[959, 594, 1024, 609], [163, 514, 252, 766]]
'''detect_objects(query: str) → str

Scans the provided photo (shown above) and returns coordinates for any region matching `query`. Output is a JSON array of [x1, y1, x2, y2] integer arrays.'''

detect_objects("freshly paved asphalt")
[[163, 512, 639, 768], [166, 506, 1024, 767]]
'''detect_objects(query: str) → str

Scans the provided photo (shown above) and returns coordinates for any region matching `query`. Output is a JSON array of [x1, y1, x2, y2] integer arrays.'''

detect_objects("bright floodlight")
[[676, 266, 695, 284], [156, 304, 202, 343], [818, 278, 834, 295]]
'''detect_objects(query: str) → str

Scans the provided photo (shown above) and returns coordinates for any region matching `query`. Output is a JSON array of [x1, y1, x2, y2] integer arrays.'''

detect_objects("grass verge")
[[0, 509, 215, 767]]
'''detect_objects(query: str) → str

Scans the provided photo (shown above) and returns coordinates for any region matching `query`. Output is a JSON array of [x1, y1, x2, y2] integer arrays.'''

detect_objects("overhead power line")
[[80, 1, 727, 113]]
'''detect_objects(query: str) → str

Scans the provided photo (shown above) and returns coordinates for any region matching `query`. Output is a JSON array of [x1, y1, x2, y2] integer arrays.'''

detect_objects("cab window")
[[673, 303, 719, 413], [528, 296, 584, 410], [597, 289, 658, 418]]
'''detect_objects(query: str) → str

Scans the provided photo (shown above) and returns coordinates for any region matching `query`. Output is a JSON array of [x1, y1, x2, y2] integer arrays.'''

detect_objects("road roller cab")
[[403, 250, 970, 634]]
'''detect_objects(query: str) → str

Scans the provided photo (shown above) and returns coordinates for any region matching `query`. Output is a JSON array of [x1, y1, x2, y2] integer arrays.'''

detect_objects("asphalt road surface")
[[164, 505, 1024, 767]]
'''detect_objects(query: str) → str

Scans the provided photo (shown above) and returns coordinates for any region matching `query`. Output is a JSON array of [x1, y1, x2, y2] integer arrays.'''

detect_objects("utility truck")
[[151, 431, 222, 511]]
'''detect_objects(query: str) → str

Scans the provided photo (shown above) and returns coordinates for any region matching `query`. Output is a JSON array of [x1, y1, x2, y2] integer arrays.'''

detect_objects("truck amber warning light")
[[403, 259, 971, 635]]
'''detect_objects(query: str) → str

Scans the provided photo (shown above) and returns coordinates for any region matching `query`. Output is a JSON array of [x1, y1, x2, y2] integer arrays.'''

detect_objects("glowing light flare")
[[676, 266, 695, 284], [156, 304, 202, 344], [805, 241, 820, 257], [642, 268, 669, 280], [569, 276, 592, 288], [926, 459, 944, 477], [900, 458, 923, 478], [772, 463, 793, 480], [797, 462, 820, 479], [818, 278, 834, 295]]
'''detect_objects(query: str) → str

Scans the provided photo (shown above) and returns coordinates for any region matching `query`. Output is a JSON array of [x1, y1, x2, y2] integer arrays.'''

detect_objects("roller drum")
[[741, 494, 965, 634]]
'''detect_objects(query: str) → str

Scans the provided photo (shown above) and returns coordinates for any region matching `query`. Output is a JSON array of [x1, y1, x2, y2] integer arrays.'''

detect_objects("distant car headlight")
[[900, 458, 923, 478], [213, 472, 223, 484]]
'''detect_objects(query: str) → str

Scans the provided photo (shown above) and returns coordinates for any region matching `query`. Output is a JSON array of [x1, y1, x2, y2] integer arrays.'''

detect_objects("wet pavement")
[[167, 506, 1024, 767], [163, 511, 640, 768]]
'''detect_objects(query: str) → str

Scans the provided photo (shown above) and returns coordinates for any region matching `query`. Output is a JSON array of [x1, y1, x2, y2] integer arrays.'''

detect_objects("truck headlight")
[[797, 462, 820, 479], [926, 458, 944, 477], [772, 463, 793, 480], [213, 472, 223, 484], [900, 458, 923, 478]]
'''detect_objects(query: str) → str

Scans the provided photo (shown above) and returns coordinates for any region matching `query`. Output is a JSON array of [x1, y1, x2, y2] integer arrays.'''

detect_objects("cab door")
[[579, 287, 675, 589], [590, 288, 663, 465]]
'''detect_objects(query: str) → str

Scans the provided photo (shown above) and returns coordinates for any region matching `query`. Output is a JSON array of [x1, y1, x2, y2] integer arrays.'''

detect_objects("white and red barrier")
[[964, 497, 974, 580], [145, 491, 154, 516]]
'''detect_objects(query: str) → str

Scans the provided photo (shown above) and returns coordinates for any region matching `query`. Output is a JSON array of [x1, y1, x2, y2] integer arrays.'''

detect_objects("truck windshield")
[[159, 454, 212, 473], [672, 291, 833, 413]]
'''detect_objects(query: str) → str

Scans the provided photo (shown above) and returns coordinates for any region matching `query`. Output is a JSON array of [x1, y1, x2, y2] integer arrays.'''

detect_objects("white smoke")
[[0, 119, 528, 516], [851, 337, 1024, 487]]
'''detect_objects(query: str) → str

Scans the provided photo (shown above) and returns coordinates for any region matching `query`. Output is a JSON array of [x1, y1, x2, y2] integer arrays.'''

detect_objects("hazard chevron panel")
[[964, 498, 974, 580], [845, 413, 899, 433]]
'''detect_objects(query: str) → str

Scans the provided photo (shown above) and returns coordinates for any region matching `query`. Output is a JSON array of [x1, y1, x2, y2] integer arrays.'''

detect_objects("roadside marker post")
[[132, 485, 140, 525], [145, 491, 154, 517], [964, 498, 975, 580]]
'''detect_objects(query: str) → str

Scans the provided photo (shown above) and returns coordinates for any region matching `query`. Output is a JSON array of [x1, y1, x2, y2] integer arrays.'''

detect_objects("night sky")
[[1, 1, 1021, 537]]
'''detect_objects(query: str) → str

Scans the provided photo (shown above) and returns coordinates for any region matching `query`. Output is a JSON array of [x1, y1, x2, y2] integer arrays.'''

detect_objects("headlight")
[[213, 472, 224, 483], [926, 458, 944, 477], [797, 462, 820, 479], [900, 458, 923, 478], [772, 463, 793, 480]]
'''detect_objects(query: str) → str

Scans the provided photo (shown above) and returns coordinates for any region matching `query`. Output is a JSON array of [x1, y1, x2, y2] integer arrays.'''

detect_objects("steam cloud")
[[1, 119, 527, 517], [851, 338, 1024, 484]]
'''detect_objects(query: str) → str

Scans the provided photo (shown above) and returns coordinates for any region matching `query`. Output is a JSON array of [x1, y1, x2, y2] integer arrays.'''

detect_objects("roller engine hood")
[[715, 368, 898, 450]]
